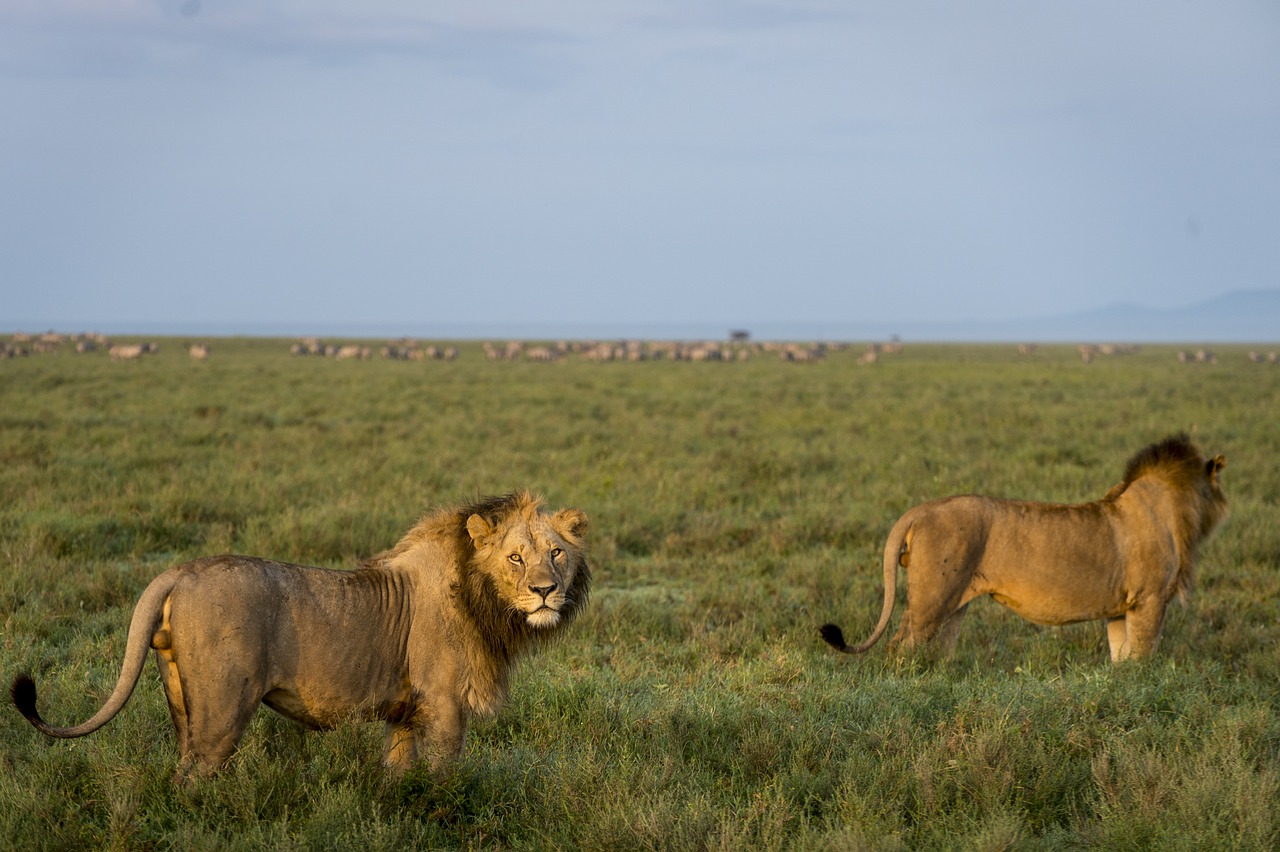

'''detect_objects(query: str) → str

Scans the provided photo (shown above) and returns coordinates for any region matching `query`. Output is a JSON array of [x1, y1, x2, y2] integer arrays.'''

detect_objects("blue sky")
[[2, 1, 1278, 336]]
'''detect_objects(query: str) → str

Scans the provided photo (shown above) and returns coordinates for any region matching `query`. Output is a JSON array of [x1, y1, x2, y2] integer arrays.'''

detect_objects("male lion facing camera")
[[12, 491, 590, 782]]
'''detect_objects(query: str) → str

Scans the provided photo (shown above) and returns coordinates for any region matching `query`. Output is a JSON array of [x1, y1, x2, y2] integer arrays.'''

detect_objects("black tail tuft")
[[818, 623, 849, 651], [11, 673, 39, 722]]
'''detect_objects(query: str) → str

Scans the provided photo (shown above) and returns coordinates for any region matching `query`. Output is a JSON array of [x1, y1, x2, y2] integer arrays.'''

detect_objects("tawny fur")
[[11, 491, 590, 782], [820, 435, 1227, 662]]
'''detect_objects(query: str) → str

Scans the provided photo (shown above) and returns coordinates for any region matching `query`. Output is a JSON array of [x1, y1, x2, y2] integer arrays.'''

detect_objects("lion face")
[[467, 507, 588, 628]]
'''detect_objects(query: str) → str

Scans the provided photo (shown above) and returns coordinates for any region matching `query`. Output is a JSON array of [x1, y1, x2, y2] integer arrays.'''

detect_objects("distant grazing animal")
[[109, 344, 146, 361], [782, 344, 825, 363], [525, 345, 558, 362], [12, 492, 591, 782], [188, 343, 210, 360], [819, 435, 1227, 663]]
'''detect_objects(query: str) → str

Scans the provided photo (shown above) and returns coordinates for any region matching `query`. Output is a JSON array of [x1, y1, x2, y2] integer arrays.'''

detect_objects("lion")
[[819, 435, 1227, 662], [11, 491, 590, 782]]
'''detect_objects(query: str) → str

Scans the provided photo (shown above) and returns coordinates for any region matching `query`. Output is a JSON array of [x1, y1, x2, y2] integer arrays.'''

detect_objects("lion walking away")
[[11, 491, 591, 782], [820, 434, 1227, 663]]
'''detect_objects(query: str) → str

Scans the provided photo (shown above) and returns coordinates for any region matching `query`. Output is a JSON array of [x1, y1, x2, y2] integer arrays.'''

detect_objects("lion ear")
[[466, 513, 495, 547], [552, 508, 588, 540], [1208, 455, 1226, 478]]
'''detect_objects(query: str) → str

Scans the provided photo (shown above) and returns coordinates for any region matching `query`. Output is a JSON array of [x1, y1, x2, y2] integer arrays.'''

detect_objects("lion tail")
[[819, 518, 911, 654], [12, 569, 180, 739]]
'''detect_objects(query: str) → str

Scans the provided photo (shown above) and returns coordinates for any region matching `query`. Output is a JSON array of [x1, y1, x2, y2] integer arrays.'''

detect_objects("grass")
[[2, 337, 1278, 849]]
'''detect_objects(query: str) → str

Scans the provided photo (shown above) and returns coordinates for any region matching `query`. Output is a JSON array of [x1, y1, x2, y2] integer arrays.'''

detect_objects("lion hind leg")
[[179, 707, 258, 781], [933, 603, 970, 656], [890, 575, 974, 657], [889, 604, 969, 658], [154, 648, 190, 766], [886, 621, 919, 653], [170, 666, 266, 782]]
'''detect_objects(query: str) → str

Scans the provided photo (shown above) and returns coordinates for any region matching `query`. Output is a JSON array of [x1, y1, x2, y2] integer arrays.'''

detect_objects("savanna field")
[[1, 336, 1277, 850]]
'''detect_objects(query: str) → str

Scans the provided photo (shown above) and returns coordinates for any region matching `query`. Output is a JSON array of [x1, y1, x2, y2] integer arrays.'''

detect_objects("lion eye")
[[507, 553, 523, 566], [550, 548, 563, 560]]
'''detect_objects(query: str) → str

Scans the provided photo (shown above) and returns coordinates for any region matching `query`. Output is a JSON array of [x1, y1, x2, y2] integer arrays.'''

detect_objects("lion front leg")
[[1113, 601, 1168, 661], [382, 722, 420, 775], [381, 698, 469, 777], [1106, 617, 1130, 661]]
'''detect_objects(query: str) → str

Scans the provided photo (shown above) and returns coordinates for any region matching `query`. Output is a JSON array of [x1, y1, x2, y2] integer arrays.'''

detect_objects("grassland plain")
[[1, 337, 1277, 850]]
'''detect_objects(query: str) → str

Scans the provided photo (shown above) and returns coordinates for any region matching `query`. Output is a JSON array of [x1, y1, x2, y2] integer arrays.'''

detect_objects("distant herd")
[[2, 331, 1277, 365], [1, 331, 1251, 782]]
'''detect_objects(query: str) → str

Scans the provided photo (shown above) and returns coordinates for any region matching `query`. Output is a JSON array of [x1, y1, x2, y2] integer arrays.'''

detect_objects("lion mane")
[[11, 491, 590, 781], [820, 434, 1227, 662]]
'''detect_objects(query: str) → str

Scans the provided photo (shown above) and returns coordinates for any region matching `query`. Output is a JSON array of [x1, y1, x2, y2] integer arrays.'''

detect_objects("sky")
[[2, 1, 1279, 337]]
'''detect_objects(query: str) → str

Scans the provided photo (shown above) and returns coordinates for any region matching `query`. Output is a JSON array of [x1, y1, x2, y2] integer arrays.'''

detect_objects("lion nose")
[[530, 583, 557, 599]]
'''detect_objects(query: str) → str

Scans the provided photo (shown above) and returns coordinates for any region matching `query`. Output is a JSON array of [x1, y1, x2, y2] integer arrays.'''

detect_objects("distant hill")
[[1019, 289, 1280, 343], [772, 288, 1280, 343]]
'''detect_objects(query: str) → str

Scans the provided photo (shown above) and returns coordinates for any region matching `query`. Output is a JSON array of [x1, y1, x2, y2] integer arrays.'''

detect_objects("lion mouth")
[[526, 606, 561, 628]]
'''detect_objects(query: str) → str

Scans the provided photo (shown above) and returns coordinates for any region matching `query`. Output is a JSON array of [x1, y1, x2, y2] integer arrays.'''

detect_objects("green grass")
[[2, 337, 1278, 849]]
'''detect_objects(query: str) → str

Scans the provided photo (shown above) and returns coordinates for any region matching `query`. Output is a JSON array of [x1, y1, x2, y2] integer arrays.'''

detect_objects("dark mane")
[[456, 567, 534, 666], [362, 491, 538, 567], [1120, 433, 1204, 487], [456, 491, 540, 541], [1113, 433, 1228, 603]]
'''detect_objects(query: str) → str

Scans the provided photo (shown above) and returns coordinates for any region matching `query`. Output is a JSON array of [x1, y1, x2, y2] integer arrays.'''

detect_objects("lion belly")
[[987, 583, 1124, 626], [975, 527, 1129, 625], [260, 683, 407, 730], [923, 500, 1131, 626]]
